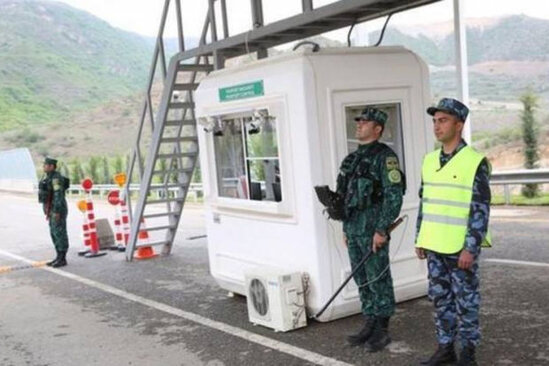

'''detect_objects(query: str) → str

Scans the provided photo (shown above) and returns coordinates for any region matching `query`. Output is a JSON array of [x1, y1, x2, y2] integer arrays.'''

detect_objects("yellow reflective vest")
[[416, 146, 491, 254]]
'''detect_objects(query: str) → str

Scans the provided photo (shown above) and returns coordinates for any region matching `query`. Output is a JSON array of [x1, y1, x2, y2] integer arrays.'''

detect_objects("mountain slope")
[[373, 15, 549, 66], [369, 15, 549, 101], [0, 0, 152, 131]]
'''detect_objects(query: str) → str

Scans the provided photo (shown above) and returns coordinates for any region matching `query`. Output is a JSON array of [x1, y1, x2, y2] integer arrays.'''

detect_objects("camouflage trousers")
[[427, 251, 480, 348], [346, 235, 395, 317], [48, 214, 69, 252]]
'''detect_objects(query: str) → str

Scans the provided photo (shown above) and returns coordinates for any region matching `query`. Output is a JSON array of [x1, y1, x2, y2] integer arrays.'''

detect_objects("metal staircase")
[[124, 0, 440, 261]]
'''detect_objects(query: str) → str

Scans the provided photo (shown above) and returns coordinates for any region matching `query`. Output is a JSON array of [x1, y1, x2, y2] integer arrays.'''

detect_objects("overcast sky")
[[54, 0, 549, 38]]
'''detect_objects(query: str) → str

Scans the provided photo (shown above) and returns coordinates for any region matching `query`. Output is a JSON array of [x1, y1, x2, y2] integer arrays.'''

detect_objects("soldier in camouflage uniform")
[[336, 107, 404, 352], [415, 98, 491, 366], [39, 157, 69, 268]]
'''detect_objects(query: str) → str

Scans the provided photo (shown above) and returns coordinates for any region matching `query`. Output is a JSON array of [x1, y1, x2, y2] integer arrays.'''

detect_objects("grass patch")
[[492, 192, 549, 205]]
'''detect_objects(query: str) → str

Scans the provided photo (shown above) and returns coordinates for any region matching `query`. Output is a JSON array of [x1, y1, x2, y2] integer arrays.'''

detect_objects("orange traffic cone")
[[134, 218, 157, 260]]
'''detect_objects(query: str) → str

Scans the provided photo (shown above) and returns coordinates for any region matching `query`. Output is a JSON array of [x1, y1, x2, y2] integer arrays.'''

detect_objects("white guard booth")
[[195, 46, 433, 323]]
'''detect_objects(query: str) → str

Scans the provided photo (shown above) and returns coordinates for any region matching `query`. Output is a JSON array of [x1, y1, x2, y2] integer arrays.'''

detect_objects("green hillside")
[[0, 0, 152, 131]]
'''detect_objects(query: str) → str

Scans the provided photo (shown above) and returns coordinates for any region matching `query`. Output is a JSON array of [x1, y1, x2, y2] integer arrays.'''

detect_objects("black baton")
[[313, 217, 404, 319]]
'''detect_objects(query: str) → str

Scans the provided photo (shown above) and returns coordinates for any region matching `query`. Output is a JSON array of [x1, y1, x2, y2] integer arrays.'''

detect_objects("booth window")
[[213, 110, 282, 202], [345, 103, 406, 174]]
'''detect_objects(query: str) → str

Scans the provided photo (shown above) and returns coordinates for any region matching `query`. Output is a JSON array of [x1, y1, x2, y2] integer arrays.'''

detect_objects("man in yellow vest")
[[415, 98, 491, 366]]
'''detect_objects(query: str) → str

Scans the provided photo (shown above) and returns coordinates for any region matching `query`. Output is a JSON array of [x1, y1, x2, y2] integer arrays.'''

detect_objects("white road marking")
[[491, 217, 549, 223], [485, 258, 549, 268], [0, 249, 351, 366]]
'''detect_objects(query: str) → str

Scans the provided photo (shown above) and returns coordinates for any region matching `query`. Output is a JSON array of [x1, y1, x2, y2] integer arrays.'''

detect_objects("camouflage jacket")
[[40, 171, 68, 216], [415, 139, 491, 255], [336, 141, 404, 237]]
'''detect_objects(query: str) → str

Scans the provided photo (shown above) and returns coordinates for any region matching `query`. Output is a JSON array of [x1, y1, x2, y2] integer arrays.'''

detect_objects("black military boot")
[[47, 250, 60, 266], [457, 346, 477, 366], [347, 316, 376, 346], [420, 343, 457, 365], [364, 317, 391, 352], [52, 251, 67, 268]]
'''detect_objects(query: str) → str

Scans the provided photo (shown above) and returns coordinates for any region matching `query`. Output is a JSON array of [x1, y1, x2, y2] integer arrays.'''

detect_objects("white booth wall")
[[195, 47, 433, 321]]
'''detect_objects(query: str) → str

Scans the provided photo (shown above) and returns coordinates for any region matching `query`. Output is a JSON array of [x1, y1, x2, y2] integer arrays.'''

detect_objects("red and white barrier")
[[113, 205, 125, 251], [119, 194, 130, 248], [77, 200, 91, 256], [81, 179, 107, 258]]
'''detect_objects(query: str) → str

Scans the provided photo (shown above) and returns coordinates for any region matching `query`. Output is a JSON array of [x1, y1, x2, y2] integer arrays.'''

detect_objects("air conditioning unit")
[[244, 268, 307, 332]]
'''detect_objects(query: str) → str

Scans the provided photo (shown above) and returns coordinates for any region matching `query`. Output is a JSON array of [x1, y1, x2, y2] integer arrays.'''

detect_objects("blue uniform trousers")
[[427, 251, 481, 348]]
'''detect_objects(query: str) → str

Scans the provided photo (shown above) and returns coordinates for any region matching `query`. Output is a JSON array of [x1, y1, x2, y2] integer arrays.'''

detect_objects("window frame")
[[202, 97, 293, 217]]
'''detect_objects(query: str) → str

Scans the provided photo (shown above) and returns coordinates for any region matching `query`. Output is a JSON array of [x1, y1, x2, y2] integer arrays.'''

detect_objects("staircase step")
[[149, 183, 187, 190], [169, 101, 195, 109], [177, 64, 213, 72], [136, 240, 170, 248], [160, 137, 198, 143], [143, 212, 180, 219], [146, 197, 185, 205], [173, 83, 200, 91], [156, 152, 197, 159], [152, 168, 194, 175], [165, 119, 196, 126], [146, 224, 177, 232]]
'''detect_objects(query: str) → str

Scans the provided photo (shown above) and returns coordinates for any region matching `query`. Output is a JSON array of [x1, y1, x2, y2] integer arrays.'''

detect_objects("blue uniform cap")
[[354, 107, 388, 126], [427, 98, 469, 122]]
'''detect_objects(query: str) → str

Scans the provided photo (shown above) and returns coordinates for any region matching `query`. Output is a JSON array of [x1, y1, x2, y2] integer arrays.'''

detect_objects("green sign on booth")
[[219, 80, 264, 102]]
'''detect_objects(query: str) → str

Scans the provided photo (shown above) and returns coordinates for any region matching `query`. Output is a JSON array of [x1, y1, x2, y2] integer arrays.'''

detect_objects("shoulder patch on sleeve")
[[52, 178, 61, 191], [386, 156, 399, 171], [388, 169, 402, 183]]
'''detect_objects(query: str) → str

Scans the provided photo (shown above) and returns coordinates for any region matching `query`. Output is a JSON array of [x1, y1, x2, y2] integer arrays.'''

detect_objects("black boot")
[[347, 316, 376, 346], [52, 251, 67, 268], [457, 346, 477, 366], [420, 343, 457, 365], [47, 250, 60, 266], [364, 317, 391, 352]]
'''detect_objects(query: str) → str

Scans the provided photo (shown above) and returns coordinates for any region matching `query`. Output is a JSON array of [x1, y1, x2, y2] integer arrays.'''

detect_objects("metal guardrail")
[[26, 169, 549, 205], [491, 169, 549, 204], [67, 183, 204, 202]]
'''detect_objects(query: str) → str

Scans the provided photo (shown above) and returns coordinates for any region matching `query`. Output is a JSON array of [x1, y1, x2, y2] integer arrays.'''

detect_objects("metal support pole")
[[453, 0, 471, 142], [220, 0, 229, 38], [208, 0, 218, 42], [504, 185, 511, 205], [208, 0, 224, 69], [250, 0, 267, 59], [250, 0, 264, 28], [302, 0, 313, 12], [175, 0, 185, 52]]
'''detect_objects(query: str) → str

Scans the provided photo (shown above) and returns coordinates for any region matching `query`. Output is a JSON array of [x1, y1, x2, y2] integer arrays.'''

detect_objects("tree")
[[102, 156, 111, 184], [70, 158, 83, 185], [113, 155, 124, 175], [520, 91, 540, 198], [58, 161, 69, 178], [86, 156, 101, 184]]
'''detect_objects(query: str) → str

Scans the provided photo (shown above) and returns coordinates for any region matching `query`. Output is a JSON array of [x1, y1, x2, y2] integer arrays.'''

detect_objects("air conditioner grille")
[[249, 278, 269, 316]]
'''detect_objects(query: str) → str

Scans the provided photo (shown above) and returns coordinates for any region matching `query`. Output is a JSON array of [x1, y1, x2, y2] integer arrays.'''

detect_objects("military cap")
[[427, 98, 469, 122], [44, 157, 58, 165], [354, 107, 388, 126]]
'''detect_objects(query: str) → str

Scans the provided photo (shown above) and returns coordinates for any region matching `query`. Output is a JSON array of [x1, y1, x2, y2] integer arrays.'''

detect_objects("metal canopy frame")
[[124, 0, 474, 260]]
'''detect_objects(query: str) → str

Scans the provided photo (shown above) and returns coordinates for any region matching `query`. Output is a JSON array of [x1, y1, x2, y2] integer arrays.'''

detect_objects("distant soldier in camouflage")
[[415, 98, 491, 366], [39, 157, 70, 268], [336, 107, 404, 352]]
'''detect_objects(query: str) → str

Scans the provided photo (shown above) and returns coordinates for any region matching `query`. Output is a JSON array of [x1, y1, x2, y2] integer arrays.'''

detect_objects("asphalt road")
[[1, 192, 548, 366]]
